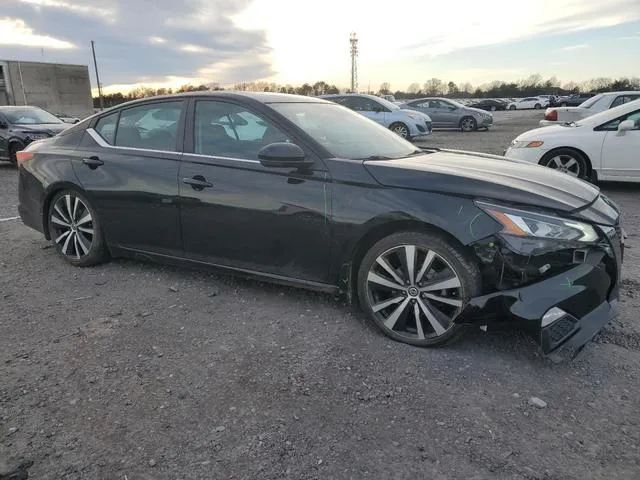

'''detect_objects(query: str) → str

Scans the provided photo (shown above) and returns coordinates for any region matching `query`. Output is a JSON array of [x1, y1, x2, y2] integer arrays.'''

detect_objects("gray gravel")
[[2, 110, 639, 479]]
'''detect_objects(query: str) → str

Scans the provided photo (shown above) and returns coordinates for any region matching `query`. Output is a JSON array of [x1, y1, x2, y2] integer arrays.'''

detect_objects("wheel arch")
[[341, 217, 475, 306], [41, 182, 89, 240], [539, 146, 593, 177]]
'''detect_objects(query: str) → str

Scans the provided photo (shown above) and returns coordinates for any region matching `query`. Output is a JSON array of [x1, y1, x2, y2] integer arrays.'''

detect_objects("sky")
[[0, 0, 639, 94]]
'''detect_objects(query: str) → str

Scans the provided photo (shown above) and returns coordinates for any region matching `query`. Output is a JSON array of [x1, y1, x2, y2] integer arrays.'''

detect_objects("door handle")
[[183, 176, 213, 190], [82, 156, 103, 169]]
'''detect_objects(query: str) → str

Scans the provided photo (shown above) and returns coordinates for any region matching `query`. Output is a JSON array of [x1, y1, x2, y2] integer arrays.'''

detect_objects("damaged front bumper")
[[459, 226, 623, 360]]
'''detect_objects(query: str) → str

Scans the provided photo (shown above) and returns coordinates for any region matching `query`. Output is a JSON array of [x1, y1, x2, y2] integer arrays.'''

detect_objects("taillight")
[[545, 109, 558, 121], [16, 151, 34, 167]]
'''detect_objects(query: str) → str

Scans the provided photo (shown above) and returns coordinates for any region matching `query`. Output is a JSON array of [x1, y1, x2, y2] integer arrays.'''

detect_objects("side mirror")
[[618, 120, 635, 134], [258, 142, 312, 168], [448, 106, 457, 111]]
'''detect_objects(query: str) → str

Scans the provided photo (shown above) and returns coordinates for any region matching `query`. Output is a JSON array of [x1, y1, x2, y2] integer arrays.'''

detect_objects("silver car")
[[401, 97, 493, 132]]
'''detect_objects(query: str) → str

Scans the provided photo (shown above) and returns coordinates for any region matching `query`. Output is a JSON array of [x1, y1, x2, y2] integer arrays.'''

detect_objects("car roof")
[[320, 93, 380, 100], [594, 91, 640, 97], [0, 105, 45, 110]]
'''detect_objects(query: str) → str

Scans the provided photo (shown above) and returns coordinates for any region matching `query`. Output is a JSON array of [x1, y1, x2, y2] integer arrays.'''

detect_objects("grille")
[[547, 317, 577, 344]]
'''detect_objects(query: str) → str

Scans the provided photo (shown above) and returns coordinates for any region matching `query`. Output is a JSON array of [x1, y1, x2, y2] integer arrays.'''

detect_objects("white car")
[[540, 91, 640, 127], [506, 97, 548, 110], [504, 100, 640, 182]]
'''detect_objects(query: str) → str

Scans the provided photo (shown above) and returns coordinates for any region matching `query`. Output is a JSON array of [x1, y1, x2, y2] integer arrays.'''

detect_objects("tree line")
[[94, 75, 639, 108]]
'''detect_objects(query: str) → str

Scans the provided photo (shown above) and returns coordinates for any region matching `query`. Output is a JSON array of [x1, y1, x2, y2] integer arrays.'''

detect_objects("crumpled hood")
[[364, 149, 600, 212], [11, 123, 69, 135]]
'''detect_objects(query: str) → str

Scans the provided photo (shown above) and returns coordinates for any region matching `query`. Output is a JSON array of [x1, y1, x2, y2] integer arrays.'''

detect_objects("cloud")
[[0, 17, 75, 49], [557, 44, 589, 51], [3, 0, 274, 90]]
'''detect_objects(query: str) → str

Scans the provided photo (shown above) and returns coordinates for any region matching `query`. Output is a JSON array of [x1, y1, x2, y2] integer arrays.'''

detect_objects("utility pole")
[[91, 40, 104, 110], [349, 32, 358, 93]]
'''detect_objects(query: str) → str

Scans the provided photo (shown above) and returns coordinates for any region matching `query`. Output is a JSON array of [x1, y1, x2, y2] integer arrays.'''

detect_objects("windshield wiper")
[[359, 155, 393, 160]]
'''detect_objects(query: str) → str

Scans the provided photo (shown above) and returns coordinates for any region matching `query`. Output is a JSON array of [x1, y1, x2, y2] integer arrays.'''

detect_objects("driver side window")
[[599, 109, 640, 131]]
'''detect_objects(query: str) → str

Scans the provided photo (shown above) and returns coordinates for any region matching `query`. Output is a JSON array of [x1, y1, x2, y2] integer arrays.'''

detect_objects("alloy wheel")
[[50, 194, 95, 259], [392, 124, 409, 138], [546, 155, 580, 177], [366, 244, 463, 340], [460, 118, 476, 132]]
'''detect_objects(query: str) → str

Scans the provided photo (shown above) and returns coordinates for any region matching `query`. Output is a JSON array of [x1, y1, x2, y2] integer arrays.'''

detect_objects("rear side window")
[[95, 111, 118, 144], [115, 101, 183, 151], [611, 95, 640, 109]]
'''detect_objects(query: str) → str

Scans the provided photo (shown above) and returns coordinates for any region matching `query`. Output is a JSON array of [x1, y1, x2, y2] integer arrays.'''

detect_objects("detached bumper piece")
[[541, 300, 618, 363]]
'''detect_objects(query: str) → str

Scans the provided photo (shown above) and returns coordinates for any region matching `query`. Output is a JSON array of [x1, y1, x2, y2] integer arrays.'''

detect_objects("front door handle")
[[183, 176, 213, 191], [82, 156, 103, 169]]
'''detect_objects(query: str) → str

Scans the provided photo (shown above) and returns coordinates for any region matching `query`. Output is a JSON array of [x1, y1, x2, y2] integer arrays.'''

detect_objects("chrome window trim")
[[87, 128, 261, 164]]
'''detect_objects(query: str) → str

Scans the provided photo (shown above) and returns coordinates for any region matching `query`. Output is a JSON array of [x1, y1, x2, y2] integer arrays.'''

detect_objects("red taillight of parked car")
[[16, 151, 34, 167], [545, 109, 558, 121]]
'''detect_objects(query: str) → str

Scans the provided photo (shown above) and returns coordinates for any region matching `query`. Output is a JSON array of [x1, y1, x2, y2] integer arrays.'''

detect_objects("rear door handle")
[[183, 176, 213, 190], [82, 156, 103, 169]]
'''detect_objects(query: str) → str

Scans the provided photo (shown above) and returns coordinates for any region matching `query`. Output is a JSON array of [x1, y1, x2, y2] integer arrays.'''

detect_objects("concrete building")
[[0, 60, 94, 119]]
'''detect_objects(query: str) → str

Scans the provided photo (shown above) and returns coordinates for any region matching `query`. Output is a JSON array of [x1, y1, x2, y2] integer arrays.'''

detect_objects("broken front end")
[[460, 198, 623, 361]]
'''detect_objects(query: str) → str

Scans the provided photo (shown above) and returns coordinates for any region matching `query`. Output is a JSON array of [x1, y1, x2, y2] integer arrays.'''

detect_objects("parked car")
[[467, 99, 508, 111], [506, 97, 548, 110], [401, 97, 493, 131], [540, 91, 640, 126], [505, 99, 640, 182], [550, 93, 595, 107], [56, 114, 81, 124], [17, 92, 623, 359], [0, 106, 70, 164], [320, 94, 431, 139]]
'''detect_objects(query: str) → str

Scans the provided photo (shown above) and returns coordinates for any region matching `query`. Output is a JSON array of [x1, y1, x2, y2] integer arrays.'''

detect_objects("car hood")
[[364, 149, 599, 212], [399, 109, 431, 121], [11, 123, 69, 135]]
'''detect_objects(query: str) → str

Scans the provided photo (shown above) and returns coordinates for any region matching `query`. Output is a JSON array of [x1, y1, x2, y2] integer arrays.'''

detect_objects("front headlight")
[[476, 202, 598, 243], [510, 140, 544, 148]]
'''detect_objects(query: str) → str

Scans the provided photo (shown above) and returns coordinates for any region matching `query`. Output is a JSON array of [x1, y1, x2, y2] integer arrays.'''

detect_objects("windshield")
[[579, 94, 603, 108], [270, 102, 417, 159], [447, 99, 465, 108], [375, 97, 400, 111], [3, 107, 63, 125]]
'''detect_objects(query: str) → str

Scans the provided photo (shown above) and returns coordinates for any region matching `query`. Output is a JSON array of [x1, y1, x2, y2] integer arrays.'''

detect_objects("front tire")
[[8, 143, 22, 166], [389, 122, 409, 139], [540, 148, 588, 179], [534, 103, 542, 110], [357, 231, 482, 347], [460, 116, 477, 132], [490, 105, 497, 111], [48, 190, 109, 266], [509, 105, 516, 110]]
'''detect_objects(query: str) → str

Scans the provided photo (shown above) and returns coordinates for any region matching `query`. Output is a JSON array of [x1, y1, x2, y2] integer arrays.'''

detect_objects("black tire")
[[539, 148, 589, 180], [561, 102, 567, 107], [389, 122, 409, 139], [459, 116, 477, 132], [509, 105, 516, 110], [490, 105, 497, 111], [357, 231, 482, 348], [47, 189, 109, 267], [534, 103, 542, 110], [8, 142, 22, 166]]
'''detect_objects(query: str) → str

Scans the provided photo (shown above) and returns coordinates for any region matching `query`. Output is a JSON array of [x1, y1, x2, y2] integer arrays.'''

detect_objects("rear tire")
[[509, 105, 516, 110], [47, 190, 109, 267], [357, 231, 482, 348], [490, 105, 497, 111], [389, 122, 409, 139], [534, 103, 542, 110]]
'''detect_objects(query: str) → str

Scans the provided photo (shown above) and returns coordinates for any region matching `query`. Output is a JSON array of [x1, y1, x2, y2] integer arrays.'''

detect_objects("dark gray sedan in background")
[[400, 97, 493, 132]]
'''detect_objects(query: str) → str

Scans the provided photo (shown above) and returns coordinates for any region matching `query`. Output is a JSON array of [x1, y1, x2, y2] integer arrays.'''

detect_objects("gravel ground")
[[1, 110, 639, 479]]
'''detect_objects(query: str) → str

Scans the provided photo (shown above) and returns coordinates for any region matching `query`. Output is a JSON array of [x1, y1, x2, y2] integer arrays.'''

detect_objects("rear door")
[[71, 100, 185, 255]]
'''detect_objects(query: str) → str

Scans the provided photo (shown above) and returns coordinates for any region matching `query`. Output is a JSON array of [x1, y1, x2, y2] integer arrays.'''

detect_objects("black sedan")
[[0, 106, 70, 164], [467, 99, 508, 111], [17, 92, 623, 360]]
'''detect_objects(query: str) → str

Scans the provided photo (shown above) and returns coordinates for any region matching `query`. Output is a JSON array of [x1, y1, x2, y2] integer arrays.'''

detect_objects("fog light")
[[541, 307, 567, 327]]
